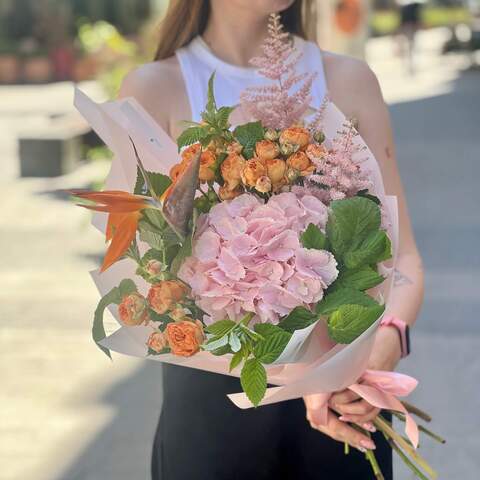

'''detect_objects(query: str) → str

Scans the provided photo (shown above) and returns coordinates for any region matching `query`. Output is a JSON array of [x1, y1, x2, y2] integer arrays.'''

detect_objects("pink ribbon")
[[309, 369, 419, 448]]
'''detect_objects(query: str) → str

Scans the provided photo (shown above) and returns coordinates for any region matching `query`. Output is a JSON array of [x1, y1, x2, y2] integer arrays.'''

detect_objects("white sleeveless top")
[[176, 35, 327, 122]]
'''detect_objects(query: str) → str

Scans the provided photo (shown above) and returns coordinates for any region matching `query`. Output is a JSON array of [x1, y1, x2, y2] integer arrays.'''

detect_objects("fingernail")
[[339, 416, 350, 422], [360, 439, 376, 450], [362, 422, 376, 433], [357, 446, 367, 453]]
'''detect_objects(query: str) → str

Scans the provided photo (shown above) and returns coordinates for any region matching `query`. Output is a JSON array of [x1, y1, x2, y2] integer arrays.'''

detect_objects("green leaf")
[[229, 349, 244, 372], [334, 266, 385, 291], [203, 335, 230, 351], [357, 189, 381, 205], [148, 346, 170, 356], [170, 234, 192, 274], [139, 228, 164, 251], [301, 223, 328, 250], [328, 304, 385, 344], [229, 331, 242, 352], [254, 323, 284, 338], [278, 306, 318, 333], [316, 287, 378, 316], [176, 126, 207, 151], [148, 308, 172, 324], [233, 121, 264, 159], [93, 279, 137, 358], [210, 345, 232, 356], [344, 230, 392, 269], [206, 71, 217, 116], [254, 331, 292, 364], [326, 197, 381, 259], [216, 106, 235, 128], [205, 319, 236, 336], [134, 167, 171, 197], [240, 358, 267, 407]]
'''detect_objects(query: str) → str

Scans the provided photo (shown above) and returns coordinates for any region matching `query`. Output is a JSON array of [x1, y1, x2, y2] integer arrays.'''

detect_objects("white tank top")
[[176, 35, 327, 122]]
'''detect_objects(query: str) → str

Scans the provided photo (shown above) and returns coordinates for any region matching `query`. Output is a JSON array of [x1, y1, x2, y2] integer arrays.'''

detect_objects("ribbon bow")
[[311, 369, 419, 448]]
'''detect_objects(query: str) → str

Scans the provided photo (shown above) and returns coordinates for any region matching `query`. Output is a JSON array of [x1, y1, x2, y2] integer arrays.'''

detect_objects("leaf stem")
[[401, 401, 432, 423]]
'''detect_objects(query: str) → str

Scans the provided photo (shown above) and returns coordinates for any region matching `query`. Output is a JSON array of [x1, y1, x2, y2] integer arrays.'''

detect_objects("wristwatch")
[[380, 315, 411, 358]]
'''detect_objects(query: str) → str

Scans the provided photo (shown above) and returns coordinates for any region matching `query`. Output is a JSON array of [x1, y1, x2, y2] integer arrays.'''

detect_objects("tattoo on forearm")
[[394, 268, 413, 286]]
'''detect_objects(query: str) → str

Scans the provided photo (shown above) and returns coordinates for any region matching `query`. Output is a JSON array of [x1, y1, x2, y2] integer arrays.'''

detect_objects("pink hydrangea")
[[177, 192, 338, 325]]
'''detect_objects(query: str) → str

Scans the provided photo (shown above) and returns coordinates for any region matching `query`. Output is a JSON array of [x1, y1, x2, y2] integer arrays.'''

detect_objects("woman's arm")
[[305, 54, 424, 449]]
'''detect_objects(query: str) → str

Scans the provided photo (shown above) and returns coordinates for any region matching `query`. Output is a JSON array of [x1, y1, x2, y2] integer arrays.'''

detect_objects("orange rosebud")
[[199, 150, 217, 183], [146, 331, 168, 352], [119, 292, 150, 326], [286, 151, 314, 176], [255, 175, 272, 193], [241, 158, 267, 187], [145, 259, 163, 277], [226, 141, 243, 155], [166, 320, 205, 357], [147, 280, 188, 315], [169, 306, 190, 322], [221, 152, 246, 190], [305, 143, 327, 162], [218, 184, 243, 200], [181, 143, 202, 164], [280, 127, 311, 148], [255, 140, 280, 160], [265, 158, 287, 184]]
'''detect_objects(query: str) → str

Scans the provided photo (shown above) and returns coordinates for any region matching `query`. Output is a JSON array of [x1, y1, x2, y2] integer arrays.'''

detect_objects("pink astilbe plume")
[[305, 120, 372, 203], [240, 13, 316, 129]]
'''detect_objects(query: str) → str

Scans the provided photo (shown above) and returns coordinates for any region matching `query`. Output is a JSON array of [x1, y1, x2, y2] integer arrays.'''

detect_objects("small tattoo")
[[394, 269, 413, 286]]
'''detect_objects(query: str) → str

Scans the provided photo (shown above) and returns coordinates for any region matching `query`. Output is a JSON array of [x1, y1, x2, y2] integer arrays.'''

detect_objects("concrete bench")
[[18, 116, 91, 177]]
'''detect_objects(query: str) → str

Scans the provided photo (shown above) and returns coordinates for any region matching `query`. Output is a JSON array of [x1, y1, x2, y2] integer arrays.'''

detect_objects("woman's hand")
[[304, 326, 403, 449]]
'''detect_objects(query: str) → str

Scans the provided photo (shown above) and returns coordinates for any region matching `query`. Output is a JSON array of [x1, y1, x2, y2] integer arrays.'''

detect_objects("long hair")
[[154, 0, 317, 61]]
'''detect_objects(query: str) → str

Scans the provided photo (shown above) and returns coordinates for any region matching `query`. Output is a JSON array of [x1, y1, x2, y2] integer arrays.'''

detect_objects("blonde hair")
[[154, 0, 317, 60]]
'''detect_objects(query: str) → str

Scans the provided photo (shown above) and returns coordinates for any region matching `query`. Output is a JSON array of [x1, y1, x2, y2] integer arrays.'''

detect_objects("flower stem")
[[344, 442, 349, 455], [401, 401, 432, 423], [391, 412, 446, 444], [365, 449, 384, 480], [384, 434, 429, 480]]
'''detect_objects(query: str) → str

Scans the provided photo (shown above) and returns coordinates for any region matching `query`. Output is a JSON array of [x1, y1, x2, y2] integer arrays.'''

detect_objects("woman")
[[120, 1, 424, 478]]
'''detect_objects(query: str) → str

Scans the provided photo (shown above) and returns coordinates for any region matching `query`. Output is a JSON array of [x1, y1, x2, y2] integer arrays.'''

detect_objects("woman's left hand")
[[306, 326, 403, 428]]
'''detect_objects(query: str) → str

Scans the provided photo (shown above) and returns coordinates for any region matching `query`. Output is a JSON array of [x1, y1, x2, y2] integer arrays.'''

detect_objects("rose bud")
[[147, 280, 188, 315], [181, 143, 201, 164], [199, 150, 217, 183], [305, 143, 327, 162], [264, 128, 280, 141], [241, 158, 267, 187], [265, 158, 287, 184], [169, 306, 190, 322], [255, 140, 280, 160], [146, 331, 168, 353], [285, 167, 300, 183], [313, 130, 326, 144], [226, 141, 243, 155], [221, 152, 246, 190], [287, 151, 313, 176], [166, 320, 205, 357], [279, 126, 311, 148], [218, 184, 243, 201], [279, 141, 297, 157], [255, 175, 272, 193], [145, 259, 163, 276], [119, 292, 150, 326]]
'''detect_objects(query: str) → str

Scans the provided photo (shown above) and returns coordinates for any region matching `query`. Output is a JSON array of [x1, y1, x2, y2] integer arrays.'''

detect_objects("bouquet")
[[71, 14, 443, 479]]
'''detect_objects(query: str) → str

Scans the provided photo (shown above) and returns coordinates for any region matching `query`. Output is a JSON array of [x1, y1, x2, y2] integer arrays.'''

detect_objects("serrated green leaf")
[[229, 331, 242, 352], [328, 304, 385, 344], [139, 228, 164, 250], [326, 197, 381, 259], [333, 266, 385, 291], [176, 126, 207, 151], [301, 223, 328, 250], [316, 287, 378, 316], [277, 306, 318, 333], [357, 189, 381, 205], [117, 279, 137, 297], [203, 335, 230, 351], [229, 349, 244, 371], [254, 323, 284, 338], [148, 308, 172, 324], [206, 72, 217, 115], [233, 121, 264, 159], [240, 358, 267, 407], [134, 168, 172, 197], [205, 319, 236, 336], [210, 344, 232, 356], [142, 208, 166, 230], [254, 331, 292, 364], [344, 230, 391, 269], [217, 106, 235, 128]]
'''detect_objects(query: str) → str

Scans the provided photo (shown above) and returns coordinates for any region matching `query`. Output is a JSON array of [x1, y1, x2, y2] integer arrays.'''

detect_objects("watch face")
[[405, 325, 411, 356]]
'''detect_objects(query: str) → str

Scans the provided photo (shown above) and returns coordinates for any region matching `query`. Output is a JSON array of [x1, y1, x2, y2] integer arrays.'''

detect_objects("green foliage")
[[278, 306, 318, 333], [343, 230, 392, 269], [93, 279, 137, 358], [316, 287, 377, 316], [333, 266, 384, 292], [328, 304, 385, 344], [133, 167, 172, 198], [205, 319, 236, 336], [240, 358, 267, 407], [233, 121, 265, 159], [300, 223, 328, 251], [176, 126, 209, 151], [254, 331, 292, 364]]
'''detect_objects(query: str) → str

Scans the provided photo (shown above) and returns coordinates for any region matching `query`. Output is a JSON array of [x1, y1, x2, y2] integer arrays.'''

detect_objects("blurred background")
[[0, 0, 479, 479]]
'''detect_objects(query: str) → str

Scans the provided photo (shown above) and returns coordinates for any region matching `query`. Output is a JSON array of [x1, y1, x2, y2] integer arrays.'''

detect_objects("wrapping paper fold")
[[75, 88, 400, 409]]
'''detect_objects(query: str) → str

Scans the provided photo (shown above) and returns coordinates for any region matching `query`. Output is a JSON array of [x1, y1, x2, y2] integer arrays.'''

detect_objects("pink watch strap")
[[380, 315, 410, 358]]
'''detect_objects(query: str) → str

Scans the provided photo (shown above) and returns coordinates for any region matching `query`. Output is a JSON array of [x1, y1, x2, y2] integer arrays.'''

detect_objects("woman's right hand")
[[304, 394, 376, 453]]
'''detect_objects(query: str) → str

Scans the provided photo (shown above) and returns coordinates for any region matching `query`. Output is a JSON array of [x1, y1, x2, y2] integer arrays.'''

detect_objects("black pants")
[[152, 365, 392, 479]]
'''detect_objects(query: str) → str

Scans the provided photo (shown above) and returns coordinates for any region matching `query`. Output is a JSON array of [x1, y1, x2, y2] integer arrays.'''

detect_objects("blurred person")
[[119, 1, 424, 478], [395, 0, 426, 74]]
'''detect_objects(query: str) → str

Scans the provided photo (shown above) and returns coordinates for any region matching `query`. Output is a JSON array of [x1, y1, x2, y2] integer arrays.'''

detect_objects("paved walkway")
[[1, 30, 479, 479]]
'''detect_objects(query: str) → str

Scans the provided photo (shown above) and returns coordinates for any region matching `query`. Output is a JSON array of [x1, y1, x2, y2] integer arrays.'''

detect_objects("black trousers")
[[151, 364, 392, 480]]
